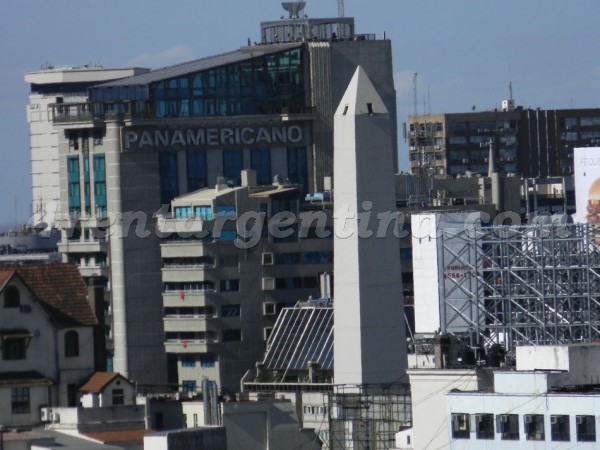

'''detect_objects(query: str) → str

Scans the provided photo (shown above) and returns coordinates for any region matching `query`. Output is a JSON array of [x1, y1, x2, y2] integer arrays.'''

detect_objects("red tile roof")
[[0, 269, 15, 289], [79, 372, 121, 392], [82, 429, 151, 443], [3, 263, 96, 327]]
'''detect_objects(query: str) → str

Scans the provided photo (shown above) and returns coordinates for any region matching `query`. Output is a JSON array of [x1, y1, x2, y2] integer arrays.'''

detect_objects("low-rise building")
[[0, 264, 97, 428], [446, 345, 600, 448]]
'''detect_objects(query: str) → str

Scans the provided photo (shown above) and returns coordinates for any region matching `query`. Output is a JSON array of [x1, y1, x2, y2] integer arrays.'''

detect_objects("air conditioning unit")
[[262, 277, 275, 291], [500, 415, 509, 423], [524, 415, 533, 424], [51, 412, 60, 423], [262, 252, 274, 266]]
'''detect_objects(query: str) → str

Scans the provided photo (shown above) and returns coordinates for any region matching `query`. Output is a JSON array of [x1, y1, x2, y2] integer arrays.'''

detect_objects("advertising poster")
[[574, 147, 600, 231]]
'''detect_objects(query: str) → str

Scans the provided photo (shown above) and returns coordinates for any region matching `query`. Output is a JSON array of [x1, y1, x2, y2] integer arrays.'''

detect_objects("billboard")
[[574, 147, 600, 224]]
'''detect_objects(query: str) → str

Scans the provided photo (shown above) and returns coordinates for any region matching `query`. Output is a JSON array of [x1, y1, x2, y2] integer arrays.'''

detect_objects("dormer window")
[[4, 286, 20, 308]]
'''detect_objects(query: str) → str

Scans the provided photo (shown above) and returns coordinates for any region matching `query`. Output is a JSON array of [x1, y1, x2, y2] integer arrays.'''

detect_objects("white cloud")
[[128, 45, 196, 68]]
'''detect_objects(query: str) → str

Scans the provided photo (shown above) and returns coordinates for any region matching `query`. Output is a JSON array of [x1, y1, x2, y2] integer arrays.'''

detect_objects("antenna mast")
[[338, 0, 345, 17]]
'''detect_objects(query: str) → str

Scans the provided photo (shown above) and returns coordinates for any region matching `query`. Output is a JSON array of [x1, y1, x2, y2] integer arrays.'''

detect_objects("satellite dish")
[[281, 2, 306, 19]]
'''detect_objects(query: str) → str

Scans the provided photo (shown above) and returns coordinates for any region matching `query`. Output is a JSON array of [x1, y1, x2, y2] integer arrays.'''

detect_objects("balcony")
[[49, 101, 317, 124], [163, 316, 214, 333], [78, 265, 110, 278], [164, 339, 218, 354], [161, 266, 215, 283], [156, 215, 213, 235], [58, 238, 108, 254], [160, 241, 215, 258], [163, 290, 217, 307]]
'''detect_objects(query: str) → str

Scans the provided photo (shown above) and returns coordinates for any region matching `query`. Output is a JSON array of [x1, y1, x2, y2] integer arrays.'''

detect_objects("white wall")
[[408, 369, 487, 450], [447, 391, 600, 449], [0, 385, 50, 427]]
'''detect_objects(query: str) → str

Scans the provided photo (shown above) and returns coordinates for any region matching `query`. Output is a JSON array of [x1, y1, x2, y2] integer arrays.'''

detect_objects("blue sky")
[[1, 0, 599, 223]]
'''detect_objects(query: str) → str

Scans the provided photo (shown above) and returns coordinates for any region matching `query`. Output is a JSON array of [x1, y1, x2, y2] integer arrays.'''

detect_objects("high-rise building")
[[25, 66, 149, 228], [25, 3, 397, 387], [408, 106, 600, 178]]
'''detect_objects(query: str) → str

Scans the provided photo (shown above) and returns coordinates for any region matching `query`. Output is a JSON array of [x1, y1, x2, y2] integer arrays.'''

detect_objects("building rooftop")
[[82, 428, 151, 444], [79, 372, 124, 392], [95, 43, 302, 88], [0, 371, 54, 387], [0, 264, 96, 327]]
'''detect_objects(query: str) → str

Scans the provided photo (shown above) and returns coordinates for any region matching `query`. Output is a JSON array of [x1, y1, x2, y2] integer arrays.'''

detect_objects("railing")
[[50, 101, 317, 123]]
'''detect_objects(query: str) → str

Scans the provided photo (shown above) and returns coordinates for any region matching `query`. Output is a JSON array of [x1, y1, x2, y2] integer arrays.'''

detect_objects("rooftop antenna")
[[281, 2, 306, 19], [509, 81, 513, 102], [338, 0, 345, 17]]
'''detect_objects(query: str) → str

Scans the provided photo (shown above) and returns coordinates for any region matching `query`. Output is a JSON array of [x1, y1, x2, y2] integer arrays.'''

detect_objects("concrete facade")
[[157, 183, 333, 392], [333, 66, 406, 386]]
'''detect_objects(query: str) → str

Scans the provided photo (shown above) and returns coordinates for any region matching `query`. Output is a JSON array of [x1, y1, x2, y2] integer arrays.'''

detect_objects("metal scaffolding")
[[328, 384, 411, 450], [440, 223, 600, 354]]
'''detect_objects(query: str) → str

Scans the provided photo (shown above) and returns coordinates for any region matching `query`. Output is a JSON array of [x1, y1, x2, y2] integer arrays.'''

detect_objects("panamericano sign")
[[123, 125, 304, 150]]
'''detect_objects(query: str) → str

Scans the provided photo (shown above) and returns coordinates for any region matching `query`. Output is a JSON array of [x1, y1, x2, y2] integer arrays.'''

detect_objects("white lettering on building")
[[124, 125, 304, 150]]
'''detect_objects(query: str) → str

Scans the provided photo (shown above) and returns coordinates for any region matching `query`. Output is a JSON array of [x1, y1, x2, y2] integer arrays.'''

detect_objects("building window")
[[223, 149, 243, 186], [194, 205, 213, 220], [112, 388, 124, 405], [3, 337, 26, 360], [64, 330, 79, 357], [175, 206, 192, 218], [216, 205, 236, 217], [498, 414, 519, 440], [83, 154, 91, 215], [11, 387, 30, 414], [220, 280, 239, 292], [577, 415, 596, 442], [67, 156, 81, 216], [181, 355, 196, 367], [222, 329, 242, 342], [251, 148, 272, 185], [93, 155, 107, 217], [4, 286, 20, 308], [200, 354, 216, 367], [182, 380, 197, 393], [187, 150, 208, 192], [159, 151, 179, 206], [263, 302, 276, 316], [524, 414, 545, 441], [551, 415, 570, 442], [303, 405, 315, 415], [287, 146, 308, 194], [221, 304, 241, 317], [451, 413, 470, 439], [219, 230, 237, 242], [474, 414, 494, 439]]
